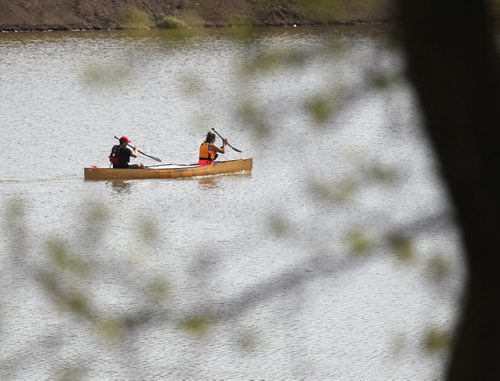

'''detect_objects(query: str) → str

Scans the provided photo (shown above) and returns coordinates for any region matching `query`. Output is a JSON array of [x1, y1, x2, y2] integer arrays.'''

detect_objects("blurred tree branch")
[[394, 0, 500, 378]]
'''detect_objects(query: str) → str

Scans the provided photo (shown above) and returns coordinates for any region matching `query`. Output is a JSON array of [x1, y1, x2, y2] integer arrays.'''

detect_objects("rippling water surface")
[[0, 26, 462, 379]]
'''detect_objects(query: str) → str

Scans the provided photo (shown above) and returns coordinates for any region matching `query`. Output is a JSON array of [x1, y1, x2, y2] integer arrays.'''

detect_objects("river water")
[[0, 26, 463, 380]]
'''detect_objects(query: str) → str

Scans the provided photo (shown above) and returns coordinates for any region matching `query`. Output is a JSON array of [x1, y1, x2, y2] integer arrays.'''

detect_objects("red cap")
[[119, 135, 132, 144]]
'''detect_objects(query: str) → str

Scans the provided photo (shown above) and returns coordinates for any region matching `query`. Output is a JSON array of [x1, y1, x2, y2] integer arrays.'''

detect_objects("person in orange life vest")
[[112, 136, 145, 169], [198, 131, 228, 165]]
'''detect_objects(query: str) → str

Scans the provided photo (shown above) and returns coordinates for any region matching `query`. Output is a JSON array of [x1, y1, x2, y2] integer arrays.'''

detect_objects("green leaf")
[[146, 278, 170, 304], [424, 328, 450, 354], [98, 318, 127, 340], [139, 218, 159, 243], [268, 213, 289, 237], [237, 331, 259, 351], [427, 256, 452, 281], [309, 178, 357, 202], [388, 234, 414, 261], [304, 96, 335, 125], [346, 229, 373, 255], [46, 238, 90, 276], [178, 316, 213, 337], [64, 292, 92, 317]]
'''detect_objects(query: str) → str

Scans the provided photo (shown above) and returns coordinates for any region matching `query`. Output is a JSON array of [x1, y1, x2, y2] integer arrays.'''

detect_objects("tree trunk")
[[394, 0, 500, 379]]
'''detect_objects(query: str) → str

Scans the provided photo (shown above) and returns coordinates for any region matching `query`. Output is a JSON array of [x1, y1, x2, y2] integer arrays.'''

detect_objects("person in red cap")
[[109, 135, 144, 169]]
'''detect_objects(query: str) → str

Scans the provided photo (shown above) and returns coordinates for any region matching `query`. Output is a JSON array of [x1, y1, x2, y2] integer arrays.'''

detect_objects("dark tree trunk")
[[394, 0, 500, 379]]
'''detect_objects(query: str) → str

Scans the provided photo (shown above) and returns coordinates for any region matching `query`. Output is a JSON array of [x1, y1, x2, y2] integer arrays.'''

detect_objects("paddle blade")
[[211, 128, 243, 152], [134, 148, 161, 162], [139, 151, 162, 162], [150, 155, 162, 162]]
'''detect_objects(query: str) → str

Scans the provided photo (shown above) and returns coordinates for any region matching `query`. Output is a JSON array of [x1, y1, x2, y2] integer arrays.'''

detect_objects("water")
[[0, 26, 462, 379]]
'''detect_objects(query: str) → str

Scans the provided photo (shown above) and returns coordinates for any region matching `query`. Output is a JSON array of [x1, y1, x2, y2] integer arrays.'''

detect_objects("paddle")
[[211, 128, 243, 153], [146, 163, 197, 168], [114, 136, 162, 162]]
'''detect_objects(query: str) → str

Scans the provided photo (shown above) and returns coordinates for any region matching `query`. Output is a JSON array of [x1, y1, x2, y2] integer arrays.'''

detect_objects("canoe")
[[84, 157, 252, 181]]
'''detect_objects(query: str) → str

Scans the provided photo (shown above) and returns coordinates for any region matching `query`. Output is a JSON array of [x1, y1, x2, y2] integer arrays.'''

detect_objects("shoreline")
[[0, 19, 392, 34], [0, 1, 392, 33]]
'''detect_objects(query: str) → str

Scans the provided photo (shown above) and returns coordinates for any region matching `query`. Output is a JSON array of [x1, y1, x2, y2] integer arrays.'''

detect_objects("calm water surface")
[[0, 26, 462, 379]]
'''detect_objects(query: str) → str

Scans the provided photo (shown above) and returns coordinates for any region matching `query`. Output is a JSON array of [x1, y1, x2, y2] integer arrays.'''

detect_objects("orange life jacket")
[[199, 142, 217, 162]]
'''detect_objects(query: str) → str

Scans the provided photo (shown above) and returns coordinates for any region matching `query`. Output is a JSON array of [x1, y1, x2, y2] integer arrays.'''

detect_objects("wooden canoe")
[[84, 158, 252, 180]]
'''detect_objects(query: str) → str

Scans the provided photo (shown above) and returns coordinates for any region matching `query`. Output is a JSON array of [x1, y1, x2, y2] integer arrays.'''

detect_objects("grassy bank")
[[0, 0, 392, 32]]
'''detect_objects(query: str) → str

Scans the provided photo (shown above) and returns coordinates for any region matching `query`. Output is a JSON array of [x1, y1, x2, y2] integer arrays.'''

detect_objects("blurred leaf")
[[240, 50, 307, 76], [6, 198, 25, 219], [39, 270, 93, 317], [337, 180, 358, 200], [346, 229, 373, 255], [64, 291, 92, 317], [39, 270, 58, 294], [305, 95, 335, 125], [268, 213, 289, 237], [85, 202, 110, 225], [146, 278, 170, 304], [388, 233, 414, 261], [82, 63, 133, 87], [47, 238, 70, 267], [56, 367, 87, 381], [5, 199, 28, 257], [424, 328, 450, 354], [364, 163, 396, 184], [139, 218, 159, 244], [426, 256, 452, 282], [236, 98, 270, 138], [309, 180, 335, 200], [237, 331, 259, 351], [179, 74, 205, 95], [178, 316, 213, 337], [46, 238, 91, 276], [391, 333, 408, 356], [366, 69, 396, 90], [309, 178, 357, 202], [98, 318, 127, 340]]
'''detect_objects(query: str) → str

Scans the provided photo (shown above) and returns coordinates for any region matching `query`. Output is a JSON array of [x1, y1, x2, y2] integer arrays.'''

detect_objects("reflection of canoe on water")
[[84, 158, 253, 181]]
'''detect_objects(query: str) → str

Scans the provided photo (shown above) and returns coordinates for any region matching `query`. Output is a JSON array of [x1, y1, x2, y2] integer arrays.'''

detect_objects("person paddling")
[[109, 135, 145, 169], [198, 131, 228, 165]]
